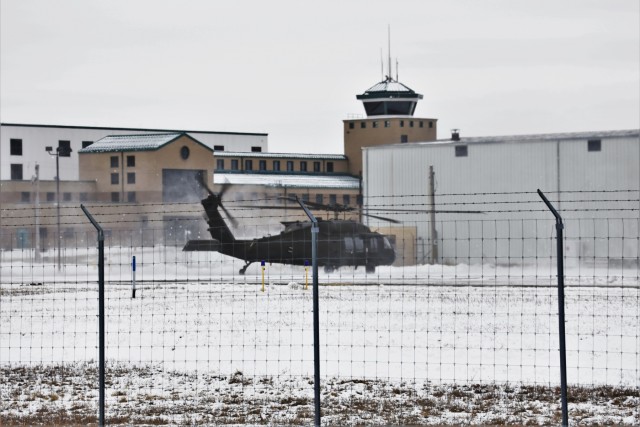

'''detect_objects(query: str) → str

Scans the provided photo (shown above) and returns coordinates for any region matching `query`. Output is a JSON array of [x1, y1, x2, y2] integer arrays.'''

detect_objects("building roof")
[[214, 151, 347, 160], [0, 122, 268, 137], [365, 129, 640, 150], [356, 77, 423, 100], [214, 173, 360, 189], [78, 133, 212, 153]]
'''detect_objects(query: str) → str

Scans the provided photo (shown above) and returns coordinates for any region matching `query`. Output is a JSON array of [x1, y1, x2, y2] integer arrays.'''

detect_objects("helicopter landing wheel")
[[239, 261, 252, 275], [365, 264, 375, 274]]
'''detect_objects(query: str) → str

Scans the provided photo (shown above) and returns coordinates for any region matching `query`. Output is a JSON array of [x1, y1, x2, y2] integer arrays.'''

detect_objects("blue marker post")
[[261, 260, 266, 292], [131, 256, 136, 299]]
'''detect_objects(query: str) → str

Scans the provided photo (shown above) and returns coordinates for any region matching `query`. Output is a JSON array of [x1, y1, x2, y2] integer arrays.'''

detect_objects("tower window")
[[349, 122, 354, 129], [401, 135, 408, 143], [409, 121, 414, 128], [384, 120, 390, 128], [400, 120, 404, 128], [251, 146, 262, 152], [58, 140, 71, 157], [429, 121, 433, 128], [360, 122, 366, 129], [588, 139, 601, 152], [455, 146, 468, 157], [419, 121, 424, 128], [10, 139, 22, 155], [372, 122, 379, 128]]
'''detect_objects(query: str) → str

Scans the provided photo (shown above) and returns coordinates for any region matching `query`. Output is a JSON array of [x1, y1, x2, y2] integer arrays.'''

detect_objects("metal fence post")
[[296, 197, 321, 426], [81, 204, 105, 427], [537, 190, 569, 427]]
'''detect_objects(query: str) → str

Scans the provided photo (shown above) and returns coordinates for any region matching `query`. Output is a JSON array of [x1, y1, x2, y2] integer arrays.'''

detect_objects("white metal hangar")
[[362, 129, 640, 266]]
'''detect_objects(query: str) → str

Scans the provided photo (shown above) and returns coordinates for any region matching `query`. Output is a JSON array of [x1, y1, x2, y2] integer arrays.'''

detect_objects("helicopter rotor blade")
[[197, 172, 215, 196], [219, 203, 239, 228], [217, 182, 233, 200], [360, 211, 401, 224]]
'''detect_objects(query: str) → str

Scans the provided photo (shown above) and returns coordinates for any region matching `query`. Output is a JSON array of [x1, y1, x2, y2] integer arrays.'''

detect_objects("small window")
[[315, 194, 323, 204], [127, 172, 135, 184], [329, 194, 337, 205], [40, 227, 48, 239], [384, 120, 390, 128], [259, 160, 267, 171], [344, 237, 354, 253], [372, 122, 379, 128], [10, 139, 22, 155], [313, 161, 321, 172], [180, 146, 190, 160], [455, 146, 468, 157], [251, 146, 262, 152], [401, 135, 408, 143], [46, 192, 55, 202], [273, 160, 281, 171], [127, 191, 136, 203], [400, 120, 404, 128], [110, 156, 119, 168], [214, 145, 224, 151], [216, 159, 225, 170], [326, 162, 334, 173], [82, 141, 93, 149], [419, 121, 424, 128], [588, 139, 601, 152], [301, 194, 309, 202], [10, 164, 23, 180], [244, 159, 253, 171], [111, 192, 120, 203], [63, 192, 72, 201], [21, 192, 30, 203], [58, 140, 71, 157], [354, 237, 364, 253], [360, 122, 366, 129], [429, 121, 433, 128], [286, 161, 294, 172], [231, 159, 239, 170], [349, 122, 355, 129], [79, 192, 88, 202], [343, 194, 350, 206], [126, 155, 135, 167], [357, 194, 363, 206], [111, 173, 119, 185], [409, 121, 414, 128], [300, 161, 307, 172]]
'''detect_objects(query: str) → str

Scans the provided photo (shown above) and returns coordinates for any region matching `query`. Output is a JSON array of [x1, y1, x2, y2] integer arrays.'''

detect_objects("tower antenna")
[[396, 58, 399, 81], [380, 48, 384, 81], [387, 25, 392, 80]]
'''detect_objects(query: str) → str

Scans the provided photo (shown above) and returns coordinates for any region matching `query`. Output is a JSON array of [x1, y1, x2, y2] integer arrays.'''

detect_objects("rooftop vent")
[[451, 129, 460, 141]]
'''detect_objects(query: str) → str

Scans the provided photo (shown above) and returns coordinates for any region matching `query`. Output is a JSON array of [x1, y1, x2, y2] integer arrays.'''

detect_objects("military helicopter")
[[183, 179, 398, 274]]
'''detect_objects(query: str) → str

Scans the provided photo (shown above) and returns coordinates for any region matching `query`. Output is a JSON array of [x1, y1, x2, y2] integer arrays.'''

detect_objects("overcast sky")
[[1, 0, 638, 153]]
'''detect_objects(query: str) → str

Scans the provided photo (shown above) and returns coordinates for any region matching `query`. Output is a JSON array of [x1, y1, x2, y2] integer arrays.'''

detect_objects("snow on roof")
[[357, 77, 423, 100], [365, 129, 640, 150], [214, 151, 347, 160], [214, 173, 360, 189], [79, 133, 210, 153]]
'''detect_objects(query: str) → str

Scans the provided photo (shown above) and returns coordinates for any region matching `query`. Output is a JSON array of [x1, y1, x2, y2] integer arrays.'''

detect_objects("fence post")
[[296, 197, 321, 427], [537, 190, 569, 427], [81, 204, 105, 427]]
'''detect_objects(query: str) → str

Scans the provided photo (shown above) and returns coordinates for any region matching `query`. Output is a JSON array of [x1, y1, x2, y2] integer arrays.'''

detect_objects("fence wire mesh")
[[1, 190, 638, 425]]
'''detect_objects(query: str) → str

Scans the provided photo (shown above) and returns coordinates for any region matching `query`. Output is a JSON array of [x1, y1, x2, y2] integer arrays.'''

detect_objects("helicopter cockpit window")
[[354, 237, 364, 253], [369, 238, 379, 251], [344, 237, 354, 253], [383, 237, 392, 249]]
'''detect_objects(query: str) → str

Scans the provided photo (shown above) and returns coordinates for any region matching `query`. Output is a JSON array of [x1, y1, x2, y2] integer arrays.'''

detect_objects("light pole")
[[46, 145, 72, 270]]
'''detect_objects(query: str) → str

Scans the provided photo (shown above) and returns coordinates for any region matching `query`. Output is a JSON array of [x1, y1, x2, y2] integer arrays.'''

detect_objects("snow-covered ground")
[[1, 246, 639, 425]]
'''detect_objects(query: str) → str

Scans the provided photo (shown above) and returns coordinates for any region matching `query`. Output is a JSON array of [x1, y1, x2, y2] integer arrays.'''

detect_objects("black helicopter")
[[183, 180, 398, 274]]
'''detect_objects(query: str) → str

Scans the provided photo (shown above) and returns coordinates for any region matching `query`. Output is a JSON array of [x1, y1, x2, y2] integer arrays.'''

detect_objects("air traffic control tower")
[[343, 75, 438, 176]]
